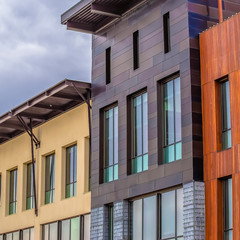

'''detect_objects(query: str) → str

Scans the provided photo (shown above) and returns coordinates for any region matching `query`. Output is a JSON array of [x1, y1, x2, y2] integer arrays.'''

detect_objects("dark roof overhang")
[[61, 0, 147, 34], [0, 79, 91, 145]]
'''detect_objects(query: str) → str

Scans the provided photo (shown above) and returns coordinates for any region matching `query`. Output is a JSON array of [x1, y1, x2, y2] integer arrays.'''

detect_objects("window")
[[42, 222, 58, 240], [108, 205, 114, 240], [130, 91, 148, 174], [26, 163, 35, 210], [131, 189, 183, 240], [223, 178, 232, 240], [103, 105, 118, 183], [106, 47, 111, 84], [133, 30, 139, 70], [9, 169, 17, 215], [66, 145, 77, 198], [45, 154, 55, 204], [5, 231, 19, 240], [163, 76, 182, 163], [22, 228, 34, 240], [220, 80, 231, 150], [42, 215, 90, 240], [163, 12, 170, 53]]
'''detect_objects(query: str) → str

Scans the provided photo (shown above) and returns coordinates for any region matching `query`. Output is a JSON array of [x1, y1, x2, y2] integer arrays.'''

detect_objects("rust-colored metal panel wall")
[[200, 13, 240, 240]]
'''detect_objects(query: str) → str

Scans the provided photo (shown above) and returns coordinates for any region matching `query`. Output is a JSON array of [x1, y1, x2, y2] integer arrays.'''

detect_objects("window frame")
[[163, 12, 171, 53], [158, 73, 182, 165], [9, 168, 18, 215], [127, 89, 148, 175], [26, 162, 35, 210], [106, 47, 111, 85], [45, 153, 55, 204], [129, 187, 183, 240], [65, 144, 77, 198], [133, 30, 139, 70]]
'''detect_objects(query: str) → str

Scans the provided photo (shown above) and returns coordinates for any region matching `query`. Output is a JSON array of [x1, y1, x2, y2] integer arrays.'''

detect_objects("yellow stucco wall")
[[0, 103, 91, 239]]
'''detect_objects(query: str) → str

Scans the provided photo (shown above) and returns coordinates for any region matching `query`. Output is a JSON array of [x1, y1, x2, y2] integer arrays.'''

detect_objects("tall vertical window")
[[43, 222, 58, 240], [5, 231, 19, 240], [103, 105, 118, 183], [133, 30, 139, 70], [223, 178, 232, 240], [106, 47, 111, 84], [160, 189, 183, 240], [220, 80, 231, 150], [45, 154, 55, 204], [163, 76, 182, 163], [66, 145, 77, 198], [108, 205, 114, 240], [163, 12, 170, 53], [61, 217, 80, 240], [9, 169, 17, 215], [26, 163, 35, 210], [131, 91, 148, 174], [83, 214, 91, 240], [22, 228, 34, 240]]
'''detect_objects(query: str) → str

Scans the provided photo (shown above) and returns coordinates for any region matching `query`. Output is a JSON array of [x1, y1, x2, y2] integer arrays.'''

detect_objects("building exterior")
[[0, 80, 91, 240], [200, 12, 240, 240]]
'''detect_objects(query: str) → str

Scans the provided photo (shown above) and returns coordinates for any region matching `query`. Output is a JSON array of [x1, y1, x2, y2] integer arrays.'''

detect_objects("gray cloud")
[[0, 0, 91, 115]]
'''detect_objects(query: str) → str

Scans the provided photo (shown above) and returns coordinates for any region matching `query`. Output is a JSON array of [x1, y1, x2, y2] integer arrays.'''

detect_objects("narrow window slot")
[[133, 31, 139, 70], [163, 12, 170, 53], [106, 47, 111, 84]]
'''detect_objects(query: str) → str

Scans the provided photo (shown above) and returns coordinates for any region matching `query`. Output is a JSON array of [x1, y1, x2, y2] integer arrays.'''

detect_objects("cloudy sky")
[[0, 0, 91, 115]]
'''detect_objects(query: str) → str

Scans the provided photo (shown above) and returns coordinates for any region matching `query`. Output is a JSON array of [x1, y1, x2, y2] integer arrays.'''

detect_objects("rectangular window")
[[131, 189, 183, 240], [45, 154, 55, 204], [163, 12, 170, 53], [220, 80, 231, 150], [61, 217, 80, 240], [9, 169, 17, 215], [83, 214, 91, 240], [43, 222, 58, 240], [106, 47, 111, 84], [163, 76, 182, 163], [223, 178, 233, 240], [108, 205, 113, 240], [103, 105, 118, 183], [22, 228, 34, 240], [5, 231, 19, 240], [130, 91, 148, 174], [66, 145, 77, 198], [133, 30, 139, 70], [26, 163, 35, 210]]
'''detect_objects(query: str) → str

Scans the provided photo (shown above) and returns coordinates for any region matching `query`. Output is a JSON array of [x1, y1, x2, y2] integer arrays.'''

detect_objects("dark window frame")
[[163, 12, 170, 53], [106, 47, 111, 85], [133, 30, 139, 70], [127, 88, 148, 175], [157, 72, 181, 165]]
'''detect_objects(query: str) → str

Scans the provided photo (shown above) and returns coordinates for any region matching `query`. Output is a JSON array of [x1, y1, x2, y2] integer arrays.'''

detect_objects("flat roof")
[[0, 79, 91, 145], [61, 0, 147, 34]]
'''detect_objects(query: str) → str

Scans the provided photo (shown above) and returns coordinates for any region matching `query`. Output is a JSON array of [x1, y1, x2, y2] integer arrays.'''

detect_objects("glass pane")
[[221, 81, 231, 130], [73, 146, 77, 183], [66, 145, 77, 192], [224, 230, 233, 240], [84, 214, 91, 240], [175, 142, 182, 161], [30, 228, 34, 240], [133, 199, 142, 240], [114, 164, 118, 180], [132, 156, 142, 174], [66, 183, 73, 198], [43, 225, 49, 240], [164, 80, 174, 146], [109, 206, 113, 240], [73, 182, 76, 196], [13, 232, 19, 240], [143, 154, 148, 171], [9, 202, 16, 215], [174, 77, 182, 142], [224, 178, 233, 230], [114, 107, 118, 164], [164, 145, 175, 163], [23, 229, 29, 240], [161, 190, 175, 239], [26, 197, 33, 210], [0, 235, 3, 240], [71, 217, 80, 240], [142, 93, 148, 154], [143, 196, 156, 240], [50, 222, 58, 240], [6, 234, 12, 240], [104, 166, 113, 183], [222, 130, 231, 150], [45, 191, 51, 204], [62, 219, 70, 240], [177, 188, 183, 236], [105, 109, 114, 167], [133, 95, 143, 157]]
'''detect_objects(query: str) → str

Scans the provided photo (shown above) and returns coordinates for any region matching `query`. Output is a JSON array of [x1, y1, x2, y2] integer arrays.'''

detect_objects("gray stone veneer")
[[183, 181, 205, 240], [90, 181, 205, 240]]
